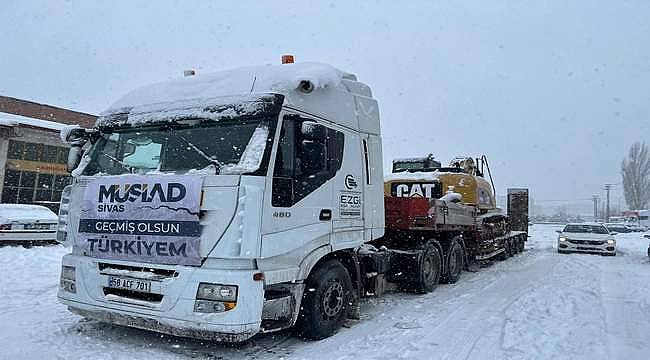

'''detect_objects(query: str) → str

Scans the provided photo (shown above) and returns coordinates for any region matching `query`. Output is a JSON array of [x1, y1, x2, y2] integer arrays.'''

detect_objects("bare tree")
[[621, 142, 650, 210]]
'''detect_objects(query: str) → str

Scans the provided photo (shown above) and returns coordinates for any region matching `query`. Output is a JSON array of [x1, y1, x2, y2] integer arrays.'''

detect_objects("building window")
[[3, 140, 72, 206], [8, 140, 23, 160]]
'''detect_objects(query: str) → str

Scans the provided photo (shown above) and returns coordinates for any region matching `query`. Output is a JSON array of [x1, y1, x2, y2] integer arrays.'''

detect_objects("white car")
[[0, 204, 58, 244], [557, 223, 617, 256]]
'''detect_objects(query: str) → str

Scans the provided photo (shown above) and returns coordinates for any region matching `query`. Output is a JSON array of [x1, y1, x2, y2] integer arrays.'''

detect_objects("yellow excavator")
[[384, 154, 497, 213]]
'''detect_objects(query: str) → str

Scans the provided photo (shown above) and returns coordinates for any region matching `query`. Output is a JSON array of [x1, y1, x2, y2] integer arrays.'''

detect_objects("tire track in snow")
[[286, 248, 560, 360]]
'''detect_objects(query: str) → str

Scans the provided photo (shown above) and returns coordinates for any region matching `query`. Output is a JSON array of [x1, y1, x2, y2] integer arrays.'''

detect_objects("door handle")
[[319, 209, 332, 221]]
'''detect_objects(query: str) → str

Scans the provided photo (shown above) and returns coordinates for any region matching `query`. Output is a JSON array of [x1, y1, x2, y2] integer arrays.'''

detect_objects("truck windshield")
[[82, 118, 274, 176]]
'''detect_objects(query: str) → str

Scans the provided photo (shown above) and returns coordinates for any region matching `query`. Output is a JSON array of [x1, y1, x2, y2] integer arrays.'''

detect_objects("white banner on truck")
[[77, 175, 203, 265]]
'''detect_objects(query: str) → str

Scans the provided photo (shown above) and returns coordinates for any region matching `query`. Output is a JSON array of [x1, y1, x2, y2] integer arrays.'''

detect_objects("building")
[[0, 96, 96, 211]]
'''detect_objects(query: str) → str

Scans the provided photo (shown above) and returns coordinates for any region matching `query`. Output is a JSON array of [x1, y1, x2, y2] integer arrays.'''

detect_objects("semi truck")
[[57, 58, 528, 342]]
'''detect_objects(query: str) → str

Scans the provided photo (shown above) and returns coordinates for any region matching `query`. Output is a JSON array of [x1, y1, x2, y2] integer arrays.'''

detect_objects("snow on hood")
[[98, 62, 344, 128], [0, 204, 58, 224]]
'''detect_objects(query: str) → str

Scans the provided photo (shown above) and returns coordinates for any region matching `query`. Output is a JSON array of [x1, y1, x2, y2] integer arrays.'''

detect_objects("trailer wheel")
[[295, 260, 353, 340], [442, 237, 464, 284], [497, 246, 508, 261], [412, 241, 442, 293], [517, 236, 525, 253]]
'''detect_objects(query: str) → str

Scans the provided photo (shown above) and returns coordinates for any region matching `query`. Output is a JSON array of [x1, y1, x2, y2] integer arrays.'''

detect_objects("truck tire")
[[442, 237, 464, 284], [412, 241, 442, 293], [295, 260, 353, 340]]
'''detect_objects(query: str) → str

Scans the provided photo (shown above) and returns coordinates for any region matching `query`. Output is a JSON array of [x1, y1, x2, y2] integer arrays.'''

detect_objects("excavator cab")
[[392, 153, 441, 173]]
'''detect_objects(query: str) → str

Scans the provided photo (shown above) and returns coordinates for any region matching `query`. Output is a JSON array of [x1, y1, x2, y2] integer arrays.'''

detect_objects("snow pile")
[[0, 204, 58, 223], [220, 125, 270, 174], [440, 189, 463, 203]]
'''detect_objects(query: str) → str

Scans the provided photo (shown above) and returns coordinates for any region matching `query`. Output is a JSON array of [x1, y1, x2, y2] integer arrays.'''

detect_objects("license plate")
[[107, 276, 152, 293]]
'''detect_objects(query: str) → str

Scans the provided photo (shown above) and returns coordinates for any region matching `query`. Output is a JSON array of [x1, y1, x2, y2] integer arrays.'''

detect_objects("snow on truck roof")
[[98, 62, 380, 134]]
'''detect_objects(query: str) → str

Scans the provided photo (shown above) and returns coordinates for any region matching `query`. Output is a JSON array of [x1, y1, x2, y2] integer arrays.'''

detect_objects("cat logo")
[[394, 182, 438, 198]]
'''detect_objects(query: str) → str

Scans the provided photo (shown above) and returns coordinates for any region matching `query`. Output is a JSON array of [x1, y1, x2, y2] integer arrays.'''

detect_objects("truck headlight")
[[60, 265, 76, 293], [194, 283, 237, 313], [61, 265, 76, 281], [196, 283, 238, 302], [558, 237, 567, 242], [607, 239, 615, 244]]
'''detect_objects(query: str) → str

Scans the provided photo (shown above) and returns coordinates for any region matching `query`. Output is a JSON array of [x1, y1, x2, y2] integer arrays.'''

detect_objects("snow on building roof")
[[98, 62, 381, 135], [0, 111, 70, 131]]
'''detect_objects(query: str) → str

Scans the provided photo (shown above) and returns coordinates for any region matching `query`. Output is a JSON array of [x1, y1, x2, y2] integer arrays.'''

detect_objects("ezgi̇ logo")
[[98, 183, 186, 203], [345, 175, 358, 190]]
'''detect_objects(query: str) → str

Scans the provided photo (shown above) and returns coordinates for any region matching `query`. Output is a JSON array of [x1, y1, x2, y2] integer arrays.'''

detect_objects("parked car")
[[604, 223, 634, 233], [645, 234, 650, 259], [0, 204, 58, 244], [557, 223, 617, 256]]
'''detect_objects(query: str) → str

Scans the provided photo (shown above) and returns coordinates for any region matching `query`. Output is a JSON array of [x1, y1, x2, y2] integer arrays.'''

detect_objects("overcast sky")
[[2, 0, 648, 208]]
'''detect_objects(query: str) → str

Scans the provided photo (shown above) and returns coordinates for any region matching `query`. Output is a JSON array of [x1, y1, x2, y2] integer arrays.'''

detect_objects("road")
[[1, 224, 649, 360]]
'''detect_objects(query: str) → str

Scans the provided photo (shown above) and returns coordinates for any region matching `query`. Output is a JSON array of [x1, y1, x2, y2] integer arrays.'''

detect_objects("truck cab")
[[57, 61, 384, 341]]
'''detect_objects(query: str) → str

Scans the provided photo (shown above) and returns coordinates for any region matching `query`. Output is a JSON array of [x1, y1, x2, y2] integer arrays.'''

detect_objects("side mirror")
[[555, 230, 562, 234], [61, 127, 96, 173], [66, 146, 83, 173], [610, 232, 618, 236], [63, 127, 88, 145]]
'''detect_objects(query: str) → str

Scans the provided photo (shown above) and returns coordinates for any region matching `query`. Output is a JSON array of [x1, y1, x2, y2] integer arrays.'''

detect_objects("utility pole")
[[603, 184, 614, 222], [592, 195, 599, 221]]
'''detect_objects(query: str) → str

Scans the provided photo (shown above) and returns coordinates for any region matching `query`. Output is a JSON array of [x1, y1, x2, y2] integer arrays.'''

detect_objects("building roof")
[[0, 95, 96, 128]]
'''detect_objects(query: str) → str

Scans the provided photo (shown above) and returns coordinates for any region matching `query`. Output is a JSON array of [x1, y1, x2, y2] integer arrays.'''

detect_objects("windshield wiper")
[[176, 134, 223, 173], [102, 153, 135, 173]]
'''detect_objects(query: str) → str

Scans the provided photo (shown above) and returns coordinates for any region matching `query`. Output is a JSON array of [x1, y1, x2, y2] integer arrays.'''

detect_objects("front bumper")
[[558, 240, 616, 254], [57, 253, 264, 342]]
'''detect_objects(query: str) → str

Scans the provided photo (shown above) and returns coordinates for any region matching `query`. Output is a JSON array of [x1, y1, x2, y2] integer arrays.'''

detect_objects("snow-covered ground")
[[1, 225, 649, 360]]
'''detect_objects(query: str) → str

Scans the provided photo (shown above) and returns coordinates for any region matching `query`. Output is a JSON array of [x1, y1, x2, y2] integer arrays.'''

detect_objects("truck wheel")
[[442, 238, 464, 284], [413, 242, 442, 293], [295, 260, 353, 340]]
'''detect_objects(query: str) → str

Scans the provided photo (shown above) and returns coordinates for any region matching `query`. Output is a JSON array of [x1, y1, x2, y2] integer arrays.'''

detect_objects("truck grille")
[[98, 262, 178, 278]]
